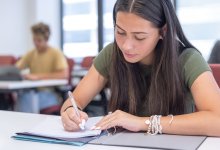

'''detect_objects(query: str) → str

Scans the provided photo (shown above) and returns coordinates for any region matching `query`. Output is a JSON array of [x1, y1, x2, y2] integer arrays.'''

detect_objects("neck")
[[37, 45, 49, 53]]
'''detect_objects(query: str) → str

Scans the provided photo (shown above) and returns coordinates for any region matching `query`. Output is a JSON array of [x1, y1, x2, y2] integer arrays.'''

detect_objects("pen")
[[68, 91, 85, 130]]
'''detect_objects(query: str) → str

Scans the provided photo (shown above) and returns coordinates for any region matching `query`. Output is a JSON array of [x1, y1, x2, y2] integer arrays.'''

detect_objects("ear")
[[159, 24, 167, 39]]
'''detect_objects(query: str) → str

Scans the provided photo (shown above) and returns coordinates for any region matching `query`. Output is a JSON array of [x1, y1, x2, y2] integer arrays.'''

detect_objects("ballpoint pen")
[[68, 91, 85, 130]]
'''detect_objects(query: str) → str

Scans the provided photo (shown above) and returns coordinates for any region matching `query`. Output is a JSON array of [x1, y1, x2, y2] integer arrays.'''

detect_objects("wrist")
[[139, 117, 149, 131], [64, 105, 73, 112], [63, 105, 82, 113]]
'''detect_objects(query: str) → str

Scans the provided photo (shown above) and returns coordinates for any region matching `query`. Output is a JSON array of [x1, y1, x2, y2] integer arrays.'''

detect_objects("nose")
[[122, 38, 134, 51]]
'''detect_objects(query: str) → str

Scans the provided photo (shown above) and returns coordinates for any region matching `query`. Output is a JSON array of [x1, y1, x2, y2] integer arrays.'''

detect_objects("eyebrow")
[[116, 24, 149, 35]]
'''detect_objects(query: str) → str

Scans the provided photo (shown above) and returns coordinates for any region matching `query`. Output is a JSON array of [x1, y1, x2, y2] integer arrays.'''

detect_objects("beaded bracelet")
[[145, 115, 173, 135]]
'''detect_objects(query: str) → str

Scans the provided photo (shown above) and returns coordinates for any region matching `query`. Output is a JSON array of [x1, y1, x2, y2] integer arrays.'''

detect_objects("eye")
[[135, 36, 146, 41], [117, 30, 126, 36]]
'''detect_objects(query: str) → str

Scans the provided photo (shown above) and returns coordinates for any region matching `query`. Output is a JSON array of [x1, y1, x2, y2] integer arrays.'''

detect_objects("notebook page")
[[28, 116, 103, 138]]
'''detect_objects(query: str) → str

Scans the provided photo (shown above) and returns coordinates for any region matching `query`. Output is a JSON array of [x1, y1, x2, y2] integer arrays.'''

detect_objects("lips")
[[124, 52, 138, 58]]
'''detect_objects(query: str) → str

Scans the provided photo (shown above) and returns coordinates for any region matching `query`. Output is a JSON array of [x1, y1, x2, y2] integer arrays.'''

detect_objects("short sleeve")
[[16, 50, 33, 69], [180, 48, 211, 88], [54, 50, 68, 71], [93, 43, 114, 78]]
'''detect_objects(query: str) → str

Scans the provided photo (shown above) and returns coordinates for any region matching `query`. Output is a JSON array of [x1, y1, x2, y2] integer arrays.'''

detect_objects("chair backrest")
[[0, 55, 17, 65], [209, 64, 220, 87], [81, 56, 95, 69], [66, 57, 75, 85]]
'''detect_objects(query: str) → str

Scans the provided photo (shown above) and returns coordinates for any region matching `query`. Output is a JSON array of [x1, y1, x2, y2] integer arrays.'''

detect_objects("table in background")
[[0, 79, 68, 113], [0, 110, 219, 150], [0, 79, 68, 91]]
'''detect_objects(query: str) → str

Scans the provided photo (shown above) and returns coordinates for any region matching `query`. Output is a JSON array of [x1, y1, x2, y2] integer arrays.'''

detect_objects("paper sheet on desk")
[[27, 116, 103, 139]]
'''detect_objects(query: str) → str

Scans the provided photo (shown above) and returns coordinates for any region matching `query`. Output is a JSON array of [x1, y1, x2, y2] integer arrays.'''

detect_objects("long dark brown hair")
[[108, 0, 196, 116]]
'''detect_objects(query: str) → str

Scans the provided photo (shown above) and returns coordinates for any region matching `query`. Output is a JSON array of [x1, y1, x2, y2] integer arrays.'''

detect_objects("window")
[[62, 0, 98, 58], [62, 0, 118, 59], [177, 0, 220, 60]]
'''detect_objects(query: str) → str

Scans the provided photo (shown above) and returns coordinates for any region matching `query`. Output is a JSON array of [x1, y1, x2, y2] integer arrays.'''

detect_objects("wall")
[[0, 0, 61, 57]]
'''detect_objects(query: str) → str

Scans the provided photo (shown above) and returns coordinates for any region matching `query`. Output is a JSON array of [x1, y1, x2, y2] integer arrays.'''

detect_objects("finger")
[[63, 123, 77, 132], [95, 113, 113, 128], [101, 120, 118, 130], [66, 108, 82, 124], [80, 111, 88, 121], [61, 112, 80, 131], [61, 112, 78, 128], [99, 116, 119, 130], [62, 117, 80, 131], [95, 113, 118, 129]]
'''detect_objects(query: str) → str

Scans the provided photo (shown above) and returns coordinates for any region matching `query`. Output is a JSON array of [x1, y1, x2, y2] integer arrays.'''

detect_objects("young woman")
[[61, 0, 220, 136]]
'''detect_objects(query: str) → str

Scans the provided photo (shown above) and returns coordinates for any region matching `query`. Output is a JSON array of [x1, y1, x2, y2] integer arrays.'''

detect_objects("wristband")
[[64, 105, 82, 112], [64, 106, 73, 112]]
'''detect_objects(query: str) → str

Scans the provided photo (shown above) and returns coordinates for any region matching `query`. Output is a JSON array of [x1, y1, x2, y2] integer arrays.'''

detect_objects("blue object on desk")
[[12, 131, 107, 146], [12, 135, 85, 146]]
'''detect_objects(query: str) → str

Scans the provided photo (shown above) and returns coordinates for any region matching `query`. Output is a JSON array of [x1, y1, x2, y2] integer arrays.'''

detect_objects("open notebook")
[[12, 116, 103, 146], [12, 116, 207, 149]]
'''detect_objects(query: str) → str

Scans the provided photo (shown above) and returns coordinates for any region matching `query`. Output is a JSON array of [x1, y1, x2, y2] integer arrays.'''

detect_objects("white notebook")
[[27, 116, 103, 139]]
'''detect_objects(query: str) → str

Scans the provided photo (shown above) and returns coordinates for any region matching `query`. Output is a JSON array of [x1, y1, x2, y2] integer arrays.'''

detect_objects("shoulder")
[[97, 43, 114, 57], [48, 47, 62, 54], [93, 43, 114, 78], [179, 48, 211, 88], [26, 49, 36, 55], [48, 47, 65, 57], [21, 49, 36, 59], [179, 48, 201, 63]]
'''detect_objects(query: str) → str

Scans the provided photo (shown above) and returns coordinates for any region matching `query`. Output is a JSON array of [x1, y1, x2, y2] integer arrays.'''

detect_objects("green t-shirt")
[[93, 43, 211, 115]]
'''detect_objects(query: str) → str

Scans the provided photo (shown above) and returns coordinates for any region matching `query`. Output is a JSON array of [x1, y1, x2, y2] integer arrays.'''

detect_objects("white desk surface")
[[0, 79, 68, 90], [0, 110, 219, 150]]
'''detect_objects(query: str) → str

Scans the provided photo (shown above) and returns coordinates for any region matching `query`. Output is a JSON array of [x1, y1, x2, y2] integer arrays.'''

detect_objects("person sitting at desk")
[[15, 22, 68, 113], [61, 0, 220, 136]]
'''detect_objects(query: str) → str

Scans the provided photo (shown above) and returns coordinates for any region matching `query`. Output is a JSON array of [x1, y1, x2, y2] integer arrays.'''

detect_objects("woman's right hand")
[[61, 107, 88, 131]]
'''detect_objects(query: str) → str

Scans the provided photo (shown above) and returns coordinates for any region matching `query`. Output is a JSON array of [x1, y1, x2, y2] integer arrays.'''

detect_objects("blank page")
[[27, 116, 102, 139]]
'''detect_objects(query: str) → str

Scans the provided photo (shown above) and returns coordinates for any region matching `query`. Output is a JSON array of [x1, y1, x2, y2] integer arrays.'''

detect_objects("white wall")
[[35, 0, 61, 50], [0, 0, 61, 57]]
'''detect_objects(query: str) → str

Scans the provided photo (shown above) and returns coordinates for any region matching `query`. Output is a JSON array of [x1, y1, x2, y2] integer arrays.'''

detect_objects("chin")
[[123, 57, 139, 64]]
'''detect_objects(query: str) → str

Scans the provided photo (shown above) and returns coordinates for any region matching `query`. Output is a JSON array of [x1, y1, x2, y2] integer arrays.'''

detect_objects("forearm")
[[139, 111, 220, 136], [60, 78, 105, 113], [37, 70, 68, 80], [60, 65, 107, 114]]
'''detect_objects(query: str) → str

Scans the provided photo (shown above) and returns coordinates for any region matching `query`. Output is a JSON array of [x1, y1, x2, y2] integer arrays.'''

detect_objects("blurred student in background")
[[15, 22, 68, 113]]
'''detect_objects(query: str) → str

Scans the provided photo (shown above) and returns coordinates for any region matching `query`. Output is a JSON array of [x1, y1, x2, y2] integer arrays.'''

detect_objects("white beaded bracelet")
[[145, 114, 174, 135], [145, 115, 162, 135]]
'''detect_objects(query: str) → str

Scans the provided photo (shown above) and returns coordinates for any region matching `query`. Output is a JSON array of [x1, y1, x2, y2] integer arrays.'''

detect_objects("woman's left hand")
[[94, 110, 147, 132]]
